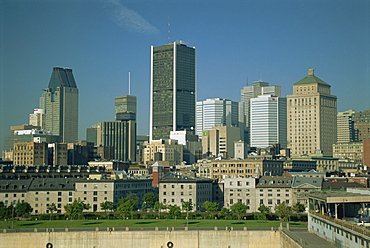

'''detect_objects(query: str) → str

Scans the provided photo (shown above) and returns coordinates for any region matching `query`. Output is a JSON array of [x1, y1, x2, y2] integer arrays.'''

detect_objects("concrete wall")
[[0, 230, 285, 248], [308, 214, 370, 248]]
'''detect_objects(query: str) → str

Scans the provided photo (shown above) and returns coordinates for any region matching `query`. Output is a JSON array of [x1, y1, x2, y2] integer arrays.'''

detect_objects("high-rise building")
[[240, 81, 281, 142], [202, 126, 241, 158], [29, 109, 45, 128], [250, 95, 287, 148], [115, 95, 137, 120], [150, 42, 196, 141], [196, 98, 239, 137], [95, 120, 136, 162], [337, 110, 358, 143], [353, 108, 370, 141], [39, 67, 78, 143], [287, 69, 337, 157]]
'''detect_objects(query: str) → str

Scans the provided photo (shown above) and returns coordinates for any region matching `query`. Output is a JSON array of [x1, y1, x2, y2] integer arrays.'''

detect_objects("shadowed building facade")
[[150, 42, 196, 141], [39, 67, 79, 143]]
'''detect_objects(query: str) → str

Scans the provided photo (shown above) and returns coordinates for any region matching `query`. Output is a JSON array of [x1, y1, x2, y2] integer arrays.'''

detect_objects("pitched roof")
[[292, 176, 323, 189], [293, 69, 330, 86]]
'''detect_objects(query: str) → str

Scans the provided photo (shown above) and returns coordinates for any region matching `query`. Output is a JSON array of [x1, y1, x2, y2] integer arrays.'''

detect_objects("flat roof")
[[308, 191, 370, 203]]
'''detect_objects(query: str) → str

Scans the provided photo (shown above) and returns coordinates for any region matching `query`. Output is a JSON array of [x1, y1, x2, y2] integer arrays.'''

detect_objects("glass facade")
[[151, 43, 196, 140]]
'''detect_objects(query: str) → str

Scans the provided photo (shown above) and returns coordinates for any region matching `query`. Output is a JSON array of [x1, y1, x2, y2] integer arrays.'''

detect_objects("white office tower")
[[29, 109, 45, 128], [240, 81, 282, 142], [250, 95, 287, 148], [196, 98, 239, 137]]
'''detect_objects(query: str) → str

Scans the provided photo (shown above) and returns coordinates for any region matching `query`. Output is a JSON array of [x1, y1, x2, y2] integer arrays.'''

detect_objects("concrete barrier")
[[0, 230, 288, 248]]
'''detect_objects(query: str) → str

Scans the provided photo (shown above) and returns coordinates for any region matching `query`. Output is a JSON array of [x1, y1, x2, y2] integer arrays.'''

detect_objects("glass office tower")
[[150, 42, 196, 141], [39, 67, 78, 143]]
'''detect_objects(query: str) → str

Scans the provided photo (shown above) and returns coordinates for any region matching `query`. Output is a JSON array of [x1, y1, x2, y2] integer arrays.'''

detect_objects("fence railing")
[[281, 228, 307, 247], [309, 210, 370, 237]]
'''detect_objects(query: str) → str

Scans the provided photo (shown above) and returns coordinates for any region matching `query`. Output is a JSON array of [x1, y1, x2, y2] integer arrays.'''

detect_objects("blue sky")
[[1, 0, 369, 153]]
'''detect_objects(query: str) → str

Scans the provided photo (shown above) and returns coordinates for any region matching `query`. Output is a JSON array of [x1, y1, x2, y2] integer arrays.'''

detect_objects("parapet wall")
[[0, 230, 286, 248]]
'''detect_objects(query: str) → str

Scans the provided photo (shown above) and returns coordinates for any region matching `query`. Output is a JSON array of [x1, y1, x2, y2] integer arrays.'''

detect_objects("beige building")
[[13, 142, 48, 165], [210, 158, 283, 181], [255, 176, 293, 212], [202, 126, 241, 159], [333, 142, 363, 166], [143, 139, 183, 167], [0, 177, 152, 214], [223, 178, 257, 212], [158, 173, 213, 211], [337, 110, 357, 143], [287, 69, 337, 157]]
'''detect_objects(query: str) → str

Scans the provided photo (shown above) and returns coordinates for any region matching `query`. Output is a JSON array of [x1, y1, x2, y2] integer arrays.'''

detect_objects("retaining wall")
[[0, 230, 288, 248]]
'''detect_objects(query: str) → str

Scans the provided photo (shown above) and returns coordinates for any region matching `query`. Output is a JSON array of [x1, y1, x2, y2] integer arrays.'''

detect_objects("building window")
[[84, 184, 87, 188], [94, 184, 98, 189], [93, 191, 98, 196], [268, 199, 273, 205], [57, 198, 62, 202], [93, 197, 98, 202], [171, 192, 175, 195], [260, 199, 263, 205], [163, 185, 166, 188], [163, 192, 166, 195], [181, 185, 184, 189], [35, 198, 38, 201], [171, 185, 175, 188], [68, 198, 72, 202], [58, 192, 62, 196], [5, 194, 8, 197], [189, 185, 192, 189], [84, 191, 87, 194]]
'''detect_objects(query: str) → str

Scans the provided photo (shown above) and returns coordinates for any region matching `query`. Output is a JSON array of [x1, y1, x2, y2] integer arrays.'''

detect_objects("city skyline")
[[1, 0, 369, 153]]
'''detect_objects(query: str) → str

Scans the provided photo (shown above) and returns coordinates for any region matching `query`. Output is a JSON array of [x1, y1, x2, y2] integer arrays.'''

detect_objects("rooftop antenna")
[[246, 77, 249, 86], [128, 71, 131, 95], [168, 16, 171, 43]]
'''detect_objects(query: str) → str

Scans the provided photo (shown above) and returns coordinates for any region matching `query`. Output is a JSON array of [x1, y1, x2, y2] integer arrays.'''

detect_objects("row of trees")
[[0, 193, 306, 222]]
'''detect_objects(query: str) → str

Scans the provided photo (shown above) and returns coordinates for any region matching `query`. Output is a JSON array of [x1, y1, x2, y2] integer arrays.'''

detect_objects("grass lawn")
[[2, 219, 308, 229]]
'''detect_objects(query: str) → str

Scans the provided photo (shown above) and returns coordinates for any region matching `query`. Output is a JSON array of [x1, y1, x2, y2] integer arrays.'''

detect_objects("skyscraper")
[[287, 69, 337, 157], [95, 120, 136, 162], [115, 95, 137, 120], [337, 109, 357, 143], [250, 95, 287, 148], [196, 98, 239, 137], [150, 42, 196, 141], [39, 67, 78, 143], [240, 81, 281, 142]]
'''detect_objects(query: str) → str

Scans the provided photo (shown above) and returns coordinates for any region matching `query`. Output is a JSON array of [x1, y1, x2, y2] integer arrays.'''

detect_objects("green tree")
[[15, 202, 33, 217], [64, 199, 90, 220], [274, 202, 293, 222], [182, 201, 193, 225], [230, 202, 247, 219], [117, 194, 138, 219], [202, 201, 219, 213], [0, 202, 12, 219], [292, 202, 305, 214], [142, 192, 158, 211], [100, 201, 115, 212], [154, 201, 167, 219], [257, 204, 270, 221], [168, 205, 181, 219], [47, 203, 57, 220]]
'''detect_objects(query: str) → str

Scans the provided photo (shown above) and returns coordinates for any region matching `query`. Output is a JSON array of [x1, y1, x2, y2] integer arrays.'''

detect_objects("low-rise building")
[[223, 178, 257, 212], [210, 158, 283, 181], [158, 173, 212, 211], [0, 177, 153, 214], [255, 176, 293, 212]]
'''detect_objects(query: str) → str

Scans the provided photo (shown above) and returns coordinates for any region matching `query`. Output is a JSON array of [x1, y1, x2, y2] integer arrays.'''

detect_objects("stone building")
[[210, 158, 283, 181], [158, 173, 212, 211]]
